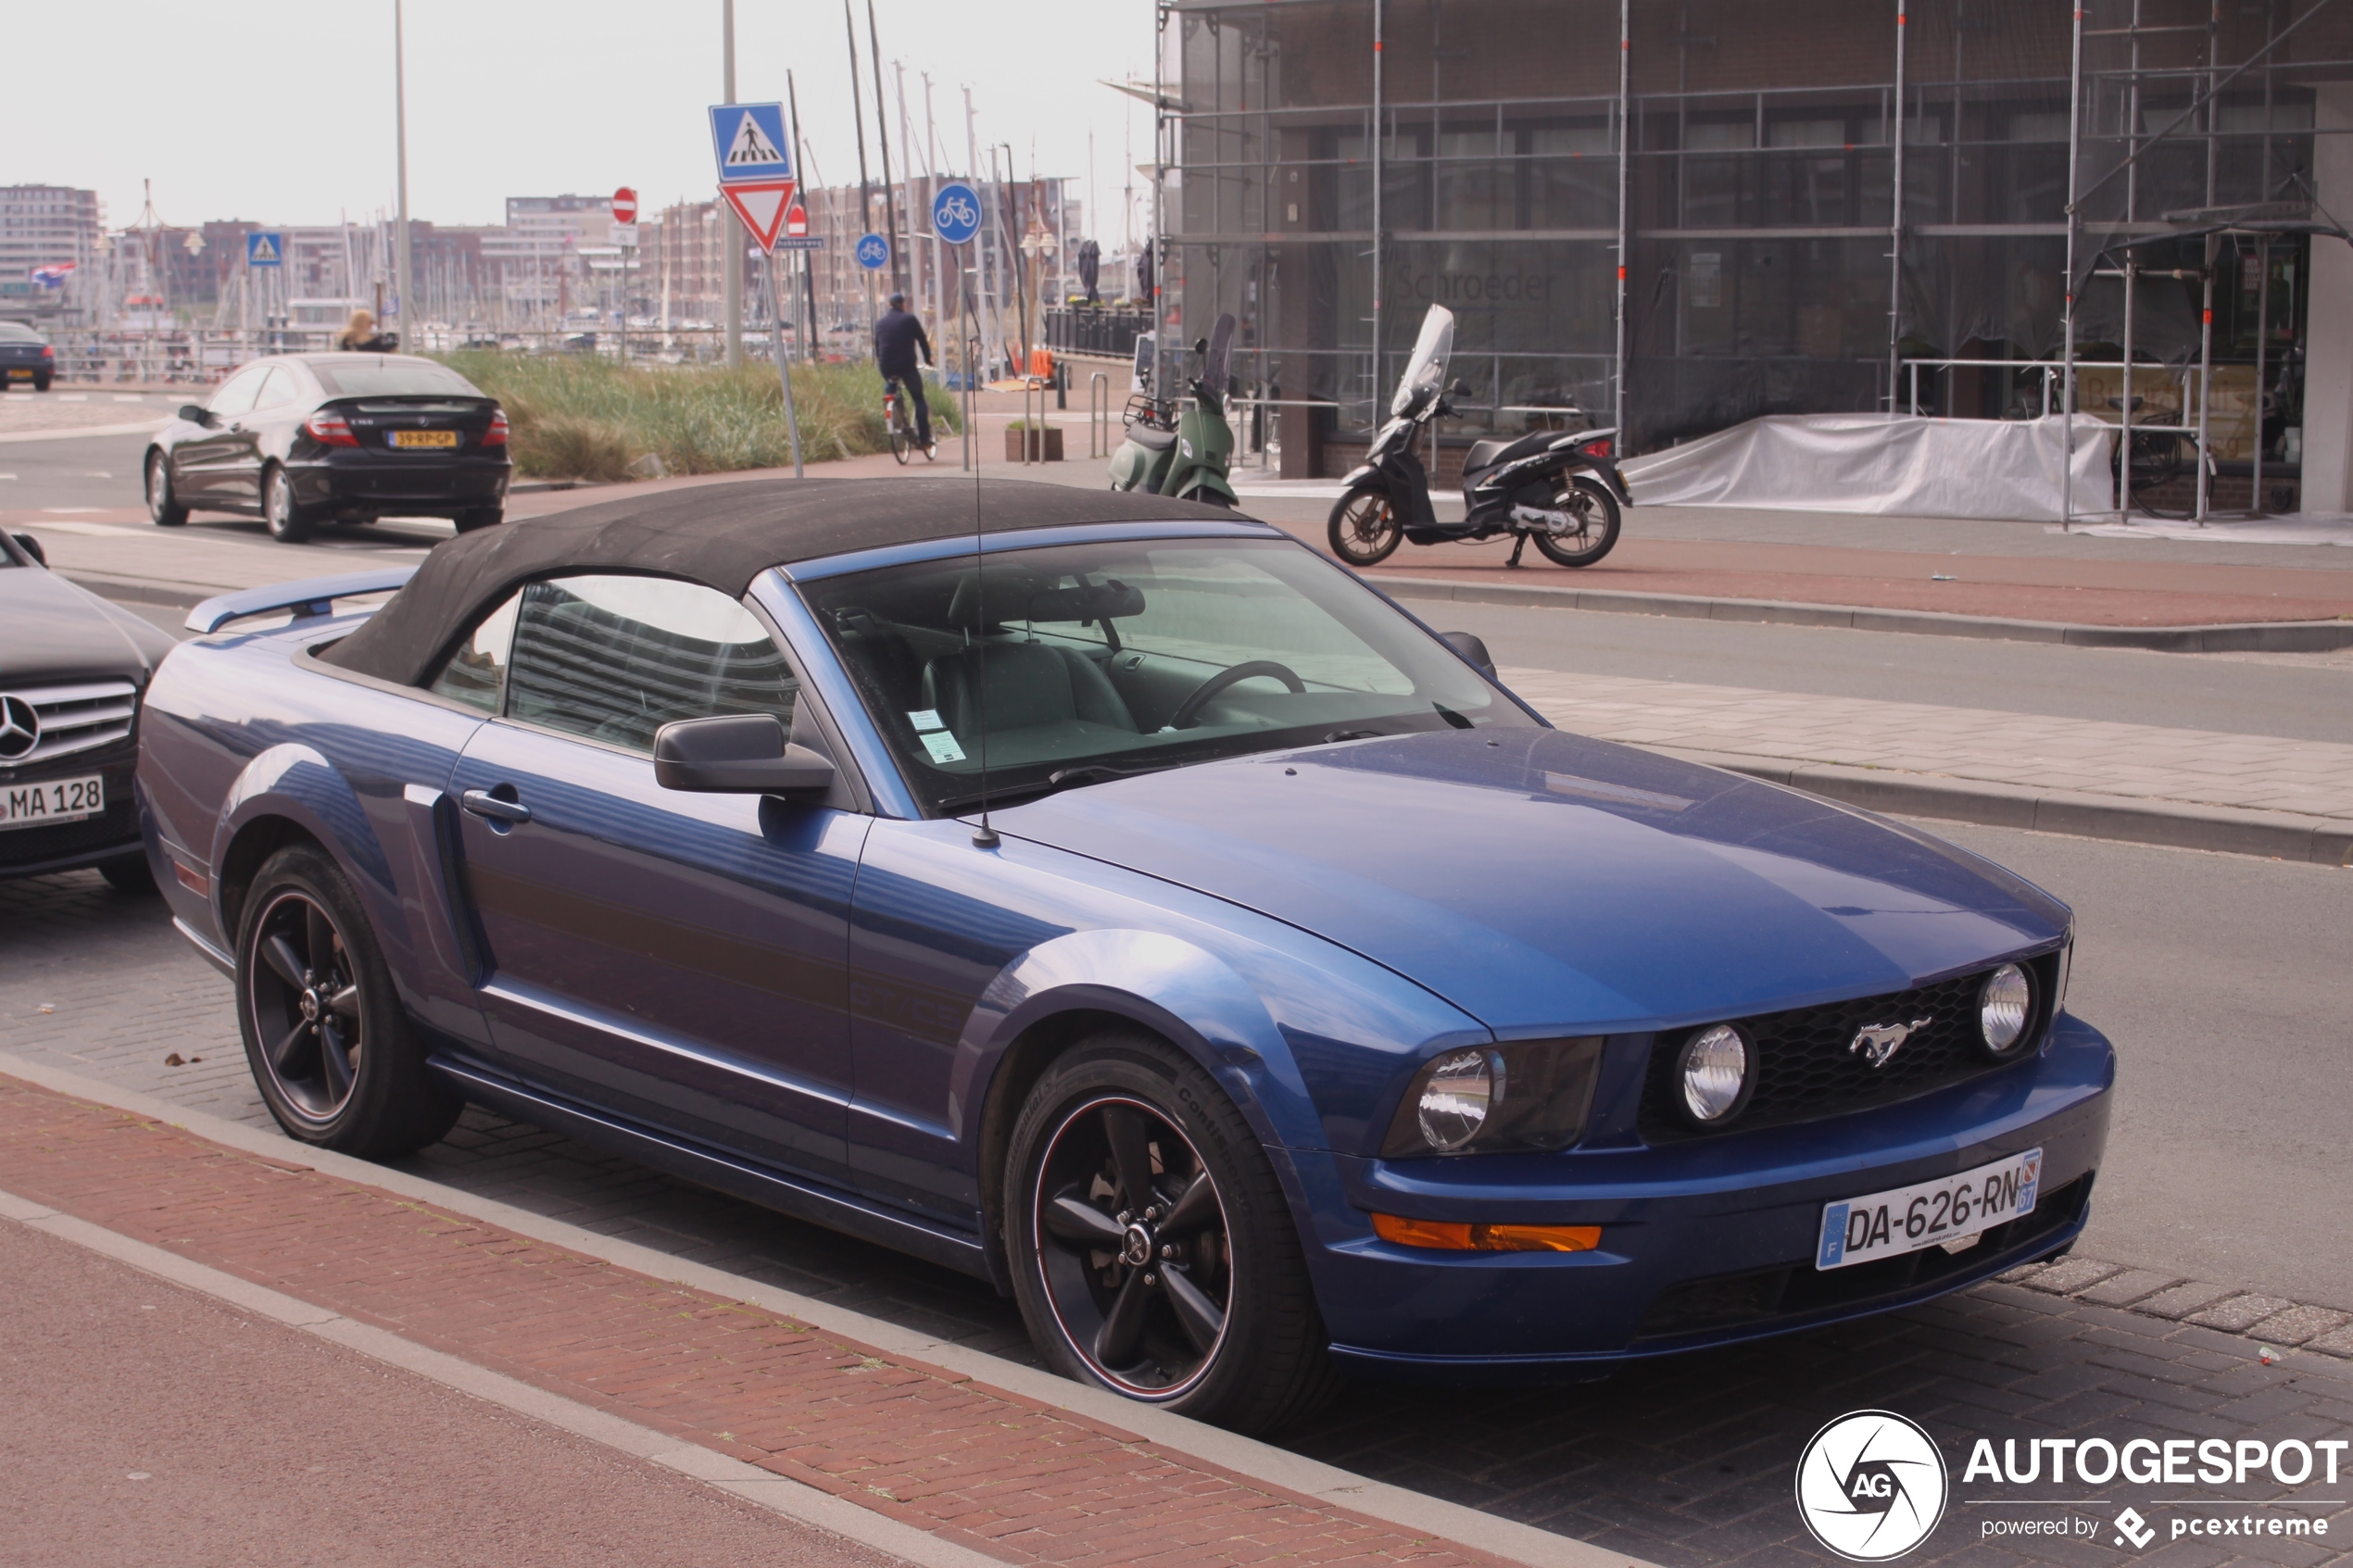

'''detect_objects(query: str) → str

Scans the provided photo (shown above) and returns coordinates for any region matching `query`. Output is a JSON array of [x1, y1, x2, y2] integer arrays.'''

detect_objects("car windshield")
[[308, 358, 480, 397], [799, 534, 1537, 815]]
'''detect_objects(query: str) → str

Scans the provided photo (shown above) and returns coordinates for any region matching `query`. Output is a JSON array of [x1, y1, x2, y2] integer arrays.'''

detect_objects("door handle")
[[459, 788, 532, 824]]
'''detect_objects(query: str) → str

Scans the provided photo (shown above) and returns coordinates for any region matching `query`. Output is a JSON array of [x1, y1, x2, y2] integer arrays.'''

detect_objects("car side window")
[[254, 367, 303, 408], [501, 574, 797, 752], [208, 364, 271, 417], [425, 589, 522, 713]]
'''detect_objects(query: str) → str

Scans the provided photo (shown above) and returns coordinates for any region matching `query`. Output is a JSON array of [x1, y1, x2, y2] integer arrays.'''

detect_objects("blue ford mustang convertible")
[[136, 478, 2111, 1431]]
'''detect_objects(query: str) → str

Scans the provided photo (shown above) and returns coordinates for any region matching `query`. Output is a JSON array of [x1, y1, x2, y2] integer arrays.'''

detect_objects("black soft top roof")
[[322, 476, 1244, 686]]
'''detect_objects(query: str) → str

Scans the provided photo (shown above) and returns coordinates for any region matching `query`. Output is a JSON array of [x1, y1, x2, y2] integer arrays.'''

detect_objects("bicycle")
[[884, 379, 935, 464]]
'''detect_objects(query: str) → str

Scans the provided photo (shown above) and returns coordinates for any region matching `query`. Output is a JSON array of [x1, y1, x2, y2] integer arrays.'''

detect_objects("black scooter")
[[1327, 304, 1629, 570]]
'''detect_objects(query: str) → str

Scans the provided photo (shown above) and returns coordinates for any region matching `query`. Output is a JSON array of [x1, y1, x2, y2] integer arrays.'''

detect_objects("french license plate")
[[1, 773, 103, 831], [1817, 1148, 2042, 1271], [390, 429, 459, 448]]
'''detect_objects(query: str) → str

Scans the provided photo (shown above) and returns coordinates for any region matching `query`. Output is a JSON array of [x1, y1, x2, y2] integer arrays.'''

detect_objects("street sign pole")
[[767, 249, 803, 479], [932, 182, 983, 473]]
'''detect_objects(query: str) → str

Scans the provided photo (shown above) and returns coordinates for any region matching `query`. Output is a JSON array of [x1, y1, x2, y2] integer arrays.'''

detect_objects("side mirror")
[[652, 713, 836, 796], [10, 531, 46, 567], [1193, 336, 1208, 357], [179, 404, 211, 426], [1439, 631, 1496, 680], [1449, 379, 1472, 397]]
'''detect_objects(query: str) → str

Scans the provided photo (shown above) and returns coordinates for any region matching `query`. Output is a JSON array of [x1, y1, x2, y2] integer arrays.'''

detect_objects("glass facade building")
[[1164, 0, 2351, 499]]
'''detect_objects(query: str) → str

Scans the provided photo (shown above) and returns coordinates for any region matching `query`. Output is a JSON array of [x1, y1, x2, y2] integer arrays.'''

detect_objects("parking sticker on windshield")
[[907, 709, 945, 732], [920, 730, 967, 764]]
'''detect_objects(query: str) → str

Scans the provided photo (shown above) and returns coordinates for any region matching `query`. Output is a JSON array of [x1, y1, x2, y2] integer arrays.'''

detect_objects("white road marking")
[[111, 395, 145, 403]]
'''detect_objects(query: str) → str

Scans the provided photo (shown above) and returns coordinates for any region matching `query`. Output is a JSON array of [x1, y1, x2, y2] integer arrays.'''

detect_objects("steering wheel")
[[1166, 660, 1307, 730]]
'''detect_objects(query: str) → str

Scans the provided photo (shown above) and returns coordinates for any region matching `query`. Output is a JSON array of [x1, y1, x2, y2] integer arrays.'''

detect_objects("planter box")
[[1005, 425, 1064, 463]]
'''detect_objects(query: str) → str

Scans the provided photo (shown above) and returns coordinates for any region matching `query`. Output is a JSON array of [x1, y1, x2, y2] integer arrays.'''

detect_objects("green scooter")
[[1107, 312, 1238, 507]]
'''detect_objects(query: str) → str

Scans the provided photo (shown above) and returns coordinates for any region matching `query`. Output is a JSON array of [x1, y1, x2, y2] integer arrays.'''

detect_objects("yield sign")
[[721, 180, 797, 251]]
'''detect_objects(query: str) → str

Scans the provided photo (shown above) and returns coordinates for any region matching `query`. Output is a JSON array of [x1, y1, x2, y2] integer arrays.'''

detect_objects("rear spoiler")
[[186, 566, 419, 634]]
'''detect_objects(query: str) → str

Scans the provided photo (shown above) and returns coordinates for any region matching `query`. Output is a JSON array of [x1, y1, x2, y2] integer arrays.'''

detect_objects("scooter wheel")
[[1531, 477, 1621, 569], [1327, 484, 1403, 566]]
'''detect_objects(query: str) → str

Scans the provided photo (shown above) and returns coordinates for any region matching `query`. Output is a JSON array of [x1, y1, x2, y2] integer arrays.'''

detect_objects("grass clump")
[[439, 352, 960, 482]]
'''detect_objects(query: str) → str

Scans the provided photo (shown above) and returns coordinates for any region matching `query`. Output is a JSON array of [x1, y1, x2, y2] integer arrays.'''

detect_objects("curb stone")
[[2009, 1260, 2353, 1350], [1375, 573, 2353, 653]]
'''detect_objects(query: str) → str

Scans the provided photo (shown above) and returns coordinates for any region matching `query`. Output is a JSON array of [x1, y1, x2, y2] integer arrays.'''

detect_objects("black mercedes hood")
[[0, 564, 175, 687]]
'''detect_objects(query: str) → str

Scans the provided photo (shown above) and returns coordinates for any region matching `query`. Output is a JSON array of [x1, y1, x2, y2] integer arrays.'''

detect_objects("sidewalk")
[[1498, 668, 2353, 864], [0, 1068, 1582, 1568]]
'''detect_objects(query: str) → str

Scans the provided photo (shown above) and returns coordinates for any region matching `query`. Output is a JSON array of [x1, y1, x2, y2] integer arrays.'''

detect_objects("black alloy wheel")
[[1531, 474, 1622, 568], [235, 845, 461, 1155], [1006, 1032, 1339, 1433], [262, 464, 315, 543], [1327, 483, 1402, 566], [146, 450, 188, 527]]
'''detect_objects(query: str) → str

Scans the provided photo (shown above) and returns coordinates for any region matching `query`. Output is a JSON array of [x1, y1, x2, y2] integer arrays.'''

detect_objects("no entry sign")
[[611, 187, 638, 226]]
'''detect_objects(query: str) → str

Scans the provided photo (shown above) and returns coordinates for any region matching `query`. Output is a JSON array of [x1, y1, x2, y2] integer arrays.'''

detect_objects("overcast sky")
[[5, 1, 1154, 240]]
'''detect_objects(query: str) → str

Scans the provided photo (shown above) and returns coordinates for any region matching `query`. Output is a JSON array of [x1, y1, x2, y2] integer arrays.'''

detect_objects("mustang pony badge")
[[1850, 1018, 1931, 1068]]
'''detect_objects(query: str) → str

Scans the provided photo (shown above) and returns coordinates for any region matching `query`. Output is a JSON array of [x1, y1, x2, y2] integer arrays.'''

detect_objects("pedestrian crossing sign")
[[245, 232, 284, 268], [708, 103, 793, 185]]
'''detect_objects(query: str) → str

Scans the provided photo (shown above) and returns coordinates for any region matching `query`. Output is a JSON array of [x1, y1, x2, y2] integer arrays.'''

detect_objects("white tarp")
[[1620, 413, 2115, 523]]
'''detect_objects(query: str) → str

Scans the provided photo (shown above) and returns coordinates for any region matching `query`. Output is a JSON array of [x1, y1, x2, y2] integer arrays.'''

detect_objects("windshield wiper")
[[935, 760, 1173, 814]]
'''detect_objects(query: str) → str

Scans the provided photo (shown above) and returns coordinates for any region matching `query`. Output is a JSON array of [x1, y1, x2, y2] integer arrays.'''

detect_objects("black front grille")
[[1640, 956, 2057, 1142], [1633, 1175, 2091, 1343]]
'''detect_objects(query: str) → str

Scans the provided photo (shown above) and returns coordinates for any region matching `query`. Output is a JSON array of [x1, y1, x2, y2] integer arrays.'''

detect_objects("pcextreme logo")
[[1795, 1411, 1950, 1562]]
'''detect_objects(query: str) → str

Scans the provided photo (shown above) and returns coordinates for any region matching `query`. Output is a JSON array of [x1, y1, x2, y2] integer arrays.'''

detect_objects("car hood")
[[0, 565, 174, 686], [992, 728, 2069, 1034]]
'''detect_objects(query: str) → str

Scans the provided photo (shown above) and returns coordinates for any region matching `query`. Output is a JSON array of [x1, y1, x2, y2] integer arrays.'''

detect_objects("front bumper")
[[288, 451, 510, 517], [1282, 1013, 2114, 1376]]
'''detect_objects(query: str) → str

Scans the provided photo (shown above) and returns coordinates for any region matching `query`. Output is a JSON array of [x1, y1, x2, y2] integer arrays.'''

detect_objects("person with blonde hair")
[[336, 307, 396, 353]]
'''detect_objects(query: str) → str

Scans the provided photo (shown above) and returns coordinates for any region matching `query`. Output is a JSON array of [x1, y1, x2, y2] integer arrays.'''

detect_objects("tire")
[[262, 463, 315, 543], [99, 853, 157, 895], [33, 373, 51, 393], [454, 507, 503, 533], [145, 450, 188, 527], [1531, 475, 1622, 569], [233, 844, 462, 1157], [1327, 483, 1403, 566], [890, 424, 912, 464], [1004, 1029, 1340, 1434]]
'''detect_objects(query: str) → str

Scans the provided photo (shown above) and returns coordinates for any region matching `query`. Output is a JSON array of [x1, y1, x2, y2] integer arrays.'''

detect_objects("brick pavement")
[[6, 868, 2353, 1567], [0, 1071, 1516, 1568], [1497, 668, 2353, 829]]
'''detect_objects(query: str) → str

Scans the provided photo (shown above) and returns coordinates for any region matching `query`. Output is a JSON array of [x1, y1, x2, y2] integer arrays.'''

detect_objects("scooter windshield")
[[1392, 305, 1454, 418]]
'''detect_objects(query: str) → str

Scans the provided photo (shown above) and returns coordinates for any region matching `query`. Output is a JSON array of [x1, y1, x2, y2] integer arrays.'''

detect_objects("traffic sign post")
[[854, 233, 890, 272], [932, 182, 984, 470], [711, 103, 801, 479], [245, 232, 284, 267]]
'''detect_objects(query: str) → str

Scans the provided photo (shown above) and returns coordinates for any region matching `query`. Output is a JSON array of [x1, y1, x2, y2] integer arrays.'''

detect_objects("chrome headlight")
[[1382, 1037, 1606, 1157], [1416, 1048, 1500, 1151], [1980, 962, 2032, 1055], [1678, 1023, 1751, 1123]]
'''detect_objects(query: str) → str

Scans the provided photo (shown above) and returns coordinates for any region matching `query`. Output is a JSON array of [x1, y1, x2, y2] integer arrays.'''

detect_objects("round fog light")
[[1417, 1048, 1503, 1151], [1980, 963, 2032, 1055], [1679, 1024, 1749, 1123]]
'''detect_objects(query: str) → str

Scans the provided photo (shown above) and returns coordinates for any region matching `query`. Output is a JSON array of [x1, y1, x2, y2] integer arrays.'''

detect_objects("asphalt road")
[[0, 1219, 903, 1568], [0, 430, 146, 510]]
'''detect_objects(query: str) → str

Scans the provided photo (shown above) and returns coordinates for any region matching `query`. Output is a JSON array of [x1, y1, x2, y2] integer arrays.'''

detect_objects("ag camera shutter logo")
[[1795, 1410, 1949, 1561]]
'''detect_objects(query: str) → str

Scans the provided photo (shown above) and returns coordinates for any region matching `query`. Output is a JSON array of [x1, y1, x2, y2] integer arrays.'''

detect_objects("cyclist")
[[873, 292, 935, 454]]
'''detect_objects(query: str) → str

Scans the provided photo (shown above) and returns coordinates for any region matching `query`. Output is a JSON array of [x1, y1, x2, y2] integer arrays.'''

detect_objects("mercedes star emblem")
[[0, 696, 39, 761]]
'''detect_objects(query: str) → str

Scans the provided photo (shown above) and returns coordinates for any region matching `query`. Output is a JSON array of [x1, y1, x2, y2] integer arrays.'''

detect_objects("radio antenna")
[[967, 268, 998, 849]]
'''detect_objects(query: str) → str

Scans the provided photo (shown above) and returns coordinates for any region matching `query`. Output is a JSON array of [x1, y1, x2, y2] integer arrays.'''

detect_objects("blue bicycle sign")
[[854, 232, 889, 270], [932, 182, 982, 246]]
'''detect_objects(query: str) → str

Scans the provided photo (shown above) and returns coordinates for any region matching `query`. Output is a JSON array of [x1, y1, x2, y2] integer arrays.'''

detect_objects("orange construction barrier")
[[1027, 347, 1054, 381]]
